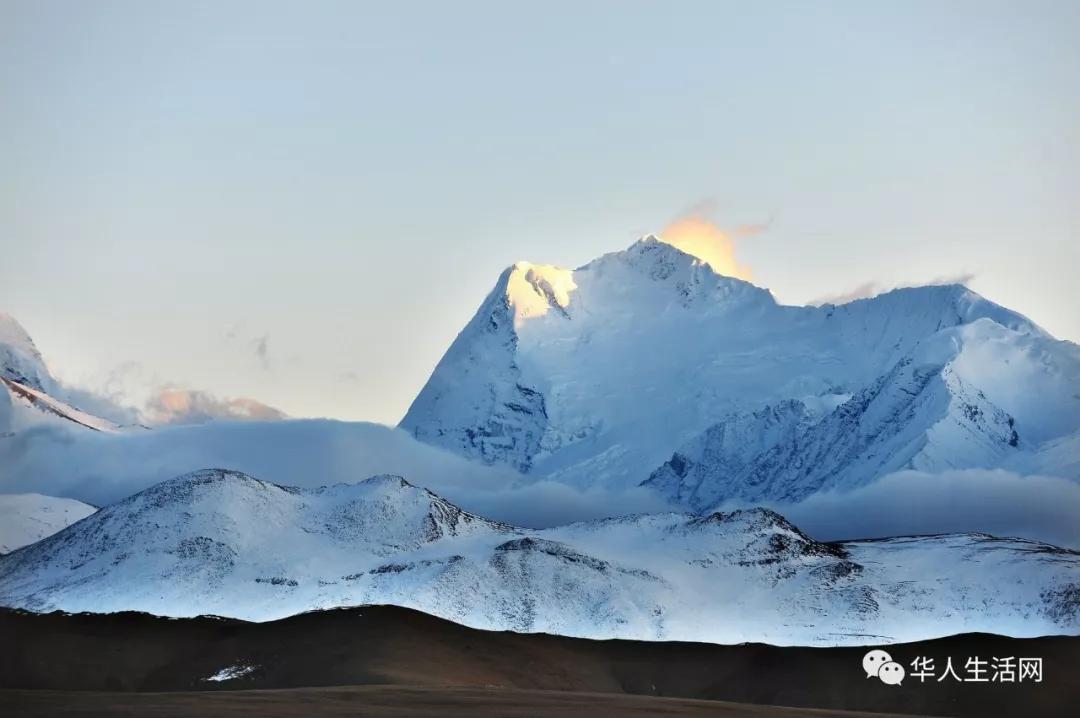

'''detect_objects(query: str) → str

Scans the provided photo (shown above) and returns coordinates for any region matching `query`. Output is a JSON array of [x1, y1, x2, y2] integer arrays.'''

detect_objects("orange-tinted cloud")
[[146, 388, 286, 425], [658, 216, 754, 281]]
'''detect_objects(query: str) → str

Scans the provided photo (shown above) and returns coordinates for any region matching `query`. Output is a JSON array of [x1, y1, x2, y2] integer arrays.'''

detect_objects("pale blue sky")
[[2, 1, 1078, 423]]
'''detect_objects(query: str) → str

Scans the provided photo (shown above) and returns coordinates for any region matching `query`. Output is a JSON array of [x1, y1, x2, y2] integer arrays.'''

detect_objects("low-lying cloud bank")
[[0, 419, 674, 527], [717, 469, 1080, 549], [1, 422, 1076, 544], [447, 482, 675, 528], [0, 420, 514, 508]]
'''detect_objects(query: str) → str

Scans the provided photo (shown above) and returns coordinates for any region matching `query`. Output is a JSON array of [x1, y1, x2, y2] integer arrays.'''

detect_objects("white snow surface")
[[401, 238, 1080, 504], [0, 493, 96, 554], [1, 469, 1075, 646]]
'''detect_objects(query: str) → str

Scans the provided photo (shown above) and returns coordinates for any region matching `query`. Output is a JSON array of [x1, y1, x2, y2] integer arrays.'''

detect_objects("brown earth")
[[1, 605, 1076, 717]]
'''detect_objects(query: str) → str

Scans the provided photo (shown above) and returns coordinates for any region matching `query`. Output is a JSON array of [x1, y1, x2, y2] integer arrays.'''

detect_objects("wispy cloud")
[[809, 281, 884, 306], [224, 323, 272, 370], [927, 271, 976, 287], [809, 273, 977, 306], [251, 334, 271, 370]]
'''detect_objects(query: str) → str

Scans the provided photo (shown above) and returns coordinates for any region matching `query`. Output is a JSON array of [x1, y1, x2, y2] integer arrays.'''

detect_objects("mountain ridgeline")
[[0, 468, 1076, 645]]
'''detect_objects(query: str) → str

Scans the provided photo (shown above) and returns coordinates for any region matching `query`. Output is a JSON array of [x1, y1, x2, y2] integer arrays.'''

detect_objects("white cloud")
[[0, 420, 516, 508], [0, 418, 675, 528], [2, 421, 1076, 546], [446, 481, 676, 528], [810, 273, 977, 306]]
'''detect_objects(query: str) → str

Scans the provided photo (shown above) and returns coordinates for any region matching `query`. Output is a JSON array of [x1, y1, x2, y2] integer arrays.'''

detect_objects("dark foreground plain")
[[2, 606, 1076, 717], [1, 686, 925, 717]]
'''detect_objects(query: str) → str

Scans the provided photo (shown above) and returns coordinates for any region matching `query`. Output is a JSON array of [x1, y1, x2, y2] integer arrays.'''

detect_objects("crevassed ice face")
[[862, 649, 893, 678], [879, 661, 905, 685]]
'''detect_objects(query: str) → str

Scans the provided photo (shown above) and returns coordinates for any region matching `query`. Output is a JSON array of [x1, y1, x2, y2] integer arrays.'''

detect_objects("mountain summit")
[[401, 238, 1080, 499], [0, 313, 56, 393]]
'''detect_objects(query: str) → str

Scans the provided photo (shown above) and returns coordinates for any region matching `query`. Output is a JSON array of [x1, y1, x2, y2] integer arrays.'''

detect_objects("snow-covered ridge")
[[1, 378, 122, 434], [400, 237, 1074, 496], [1, 469, 1076, 646]]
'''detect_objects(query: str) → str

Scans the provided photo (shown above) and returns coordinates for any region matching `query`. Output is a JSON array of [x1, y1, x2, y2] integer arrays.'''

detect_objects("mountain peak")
[[486, 237, 769, 334], [580, 237, 772, 303], [0, 313, 54, 392], [0, 313, 39, 356], [358, 473, 414, 490], [585, 235, 714, 274]]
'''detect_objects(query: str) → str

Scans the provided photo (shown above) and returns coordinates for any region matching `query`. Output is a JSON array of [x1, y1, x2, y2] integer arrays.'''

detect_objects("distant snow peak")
[[146, 388, 287, 426], [0, 313, 53, 392]]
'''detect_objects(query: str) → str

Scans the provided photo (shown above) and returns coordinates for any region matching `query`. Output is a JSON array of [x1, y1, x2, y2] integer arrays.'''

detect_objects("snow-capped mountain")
[[401, 238, 1080, 502], [1, 469, 1076, 646], [0, 493, 96, 554], [0, 314, 122, 435]]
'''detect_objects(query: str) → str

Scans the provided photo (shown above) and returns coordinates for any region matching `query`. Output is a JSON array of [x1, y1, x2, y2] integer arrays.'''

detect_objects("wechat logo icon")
[[863, 649, 905, 686]]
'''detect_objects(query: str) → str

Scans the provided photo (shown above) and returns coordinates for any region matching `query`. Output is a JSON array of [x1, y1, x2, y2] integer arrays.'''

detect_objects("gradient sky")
[[2, 1, 1078, 424]]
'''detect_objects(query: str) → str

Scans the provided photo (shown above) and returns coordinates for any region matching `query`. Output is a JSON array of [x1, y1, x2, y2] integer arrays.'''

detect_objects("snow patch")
[[204, 664, 257, 682]]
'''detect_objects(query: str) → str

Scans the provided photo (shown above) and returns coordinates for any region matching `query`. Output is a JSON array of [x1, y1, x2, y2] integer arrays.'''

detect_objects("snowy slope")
[[644, 399, 819, 508], [646, 320, 1080, 508], [1, 469, 1076, 646], [0, 493, 96, 554], [1, 378, 123, 434], [400, 237, 1074, 494]]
